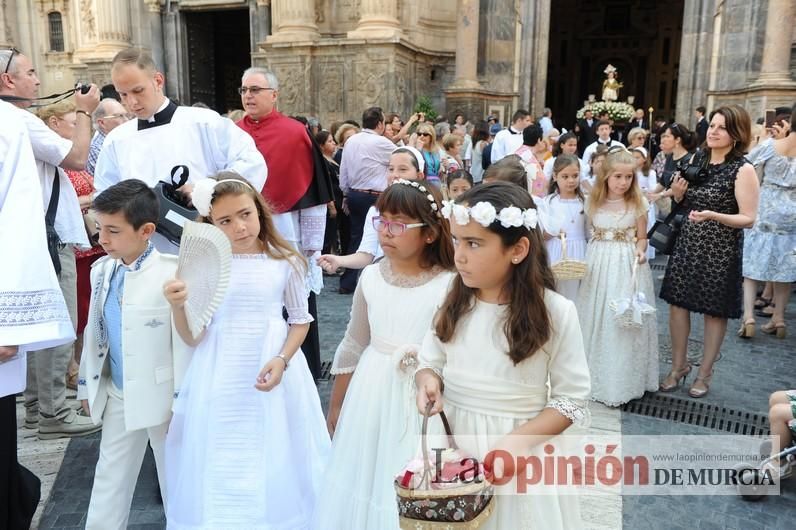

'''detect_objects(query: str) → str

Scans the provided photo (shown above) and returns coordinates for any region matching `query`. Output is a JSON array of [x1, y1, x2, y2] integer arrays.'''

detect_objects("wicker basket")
[[395, 404, 495, 528], [608, 258, 656, 329], [551, 233, 587, 281]]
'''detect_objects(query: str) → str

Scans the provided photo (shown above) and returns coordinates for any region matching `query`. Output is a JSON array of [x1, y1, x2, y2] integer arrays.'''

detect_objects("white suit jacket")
[[77, 250, 192, 431]]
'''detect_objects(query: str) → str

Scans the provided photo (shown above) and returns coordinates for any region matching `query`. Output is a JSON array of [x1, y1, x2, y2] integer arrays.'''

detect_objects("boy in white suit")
[[77, 180, 191, 529]]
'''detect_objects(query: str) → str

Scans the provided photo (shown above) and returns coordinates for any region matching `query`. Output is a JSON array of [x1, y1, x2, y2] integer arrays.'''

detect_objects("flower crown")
[[393, 179, 440, 217], [192, 177, 254, 217], [440, 200, 538, 230]]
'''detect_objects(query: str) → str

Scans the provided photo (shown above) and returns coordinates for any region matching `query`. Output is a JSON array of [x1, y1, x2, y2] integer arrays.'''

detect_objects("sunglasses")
[[372, 216, 426, 237], [417, 132, 431, 137], [2, 47, 19, 75], [238, 86, 276, 95]]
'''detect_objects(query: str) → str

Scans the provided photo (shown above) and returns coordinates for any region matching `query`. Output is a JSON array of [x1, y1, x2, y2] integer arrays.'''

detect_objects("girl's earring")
[[426, 238, 433, 243], [513, 258, 519, 263]]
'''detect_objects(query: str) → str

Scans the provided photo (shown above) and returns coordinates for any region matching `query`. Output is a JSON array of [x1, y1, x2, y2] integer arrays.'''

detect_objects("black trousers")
[[300, 292, 321, 381], [0, 394, 40, 530], [339, 190, 379, 292]]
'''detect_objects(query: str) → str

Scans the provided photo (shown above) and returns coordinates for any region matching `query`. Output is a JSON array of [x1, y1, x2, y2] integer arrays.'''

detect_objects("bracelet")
[[276, 353, 289, 369], [76, 110, 91, 119]]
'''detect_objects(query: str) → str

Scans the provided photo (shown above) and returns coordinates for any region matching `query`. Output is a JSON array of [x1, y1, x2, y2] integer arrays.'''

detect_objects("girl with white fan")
[[163, 172, 330, 529]]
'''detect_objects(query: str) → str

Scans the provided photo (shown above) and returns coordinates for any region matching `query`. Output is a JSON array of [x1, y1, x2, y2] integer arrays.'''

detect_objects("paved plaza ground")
[[16, 256, 796, 529]]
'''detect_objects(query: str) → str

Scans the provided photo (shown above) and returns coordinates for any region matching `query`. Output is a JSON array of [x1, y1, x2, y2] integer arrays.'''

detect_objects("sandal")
[[688, 370, 713, 398], [755, 303, 775, 318], [753, 296, 772, 310], [737, 319, 755, 339], [761, 321, 787, 339]]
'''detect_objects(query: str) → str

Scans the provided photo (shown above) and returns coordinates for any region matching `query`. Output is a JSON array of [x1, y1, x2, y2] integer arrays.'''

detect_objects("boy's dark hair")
[[522, 124, 543, 147], [596, 120, 612, 130], [696, 106, 706, 115], [92, 179, 159, 229], [447, 169, 474, 186], [362, 107, 384, 130], [511, 109, 531, 123], [483, 155, 527, 189]]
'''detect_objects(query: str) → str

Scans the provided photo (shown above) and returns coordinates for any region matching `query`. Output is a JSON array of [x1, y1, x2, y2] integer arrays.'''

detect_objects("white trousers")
[[85, 383, 169, 530]]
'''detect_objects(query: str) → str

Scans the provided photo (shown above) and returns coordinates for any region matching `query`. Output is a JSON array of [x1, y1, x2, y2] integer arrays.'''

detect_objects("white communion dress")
[[314, 260, 453, 530], [576, 201, 659, 406], [417, 290, 592, 530], [539, 194, 589, 302], [165, 254, 330, 529]]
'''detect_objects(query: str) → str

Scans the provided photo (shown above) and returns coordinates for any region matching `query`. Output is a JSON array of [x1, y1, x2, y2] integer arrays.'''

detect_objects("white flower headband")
[[393, 178, 440, 217], [440, 200, 538, 231], [192, 177, 254, 217]]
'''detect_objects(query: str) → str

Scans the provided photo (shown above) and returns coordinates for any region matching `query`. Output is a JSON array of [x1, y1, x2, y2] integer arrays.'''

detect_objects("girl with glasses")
[[314, 180, 454, 529]]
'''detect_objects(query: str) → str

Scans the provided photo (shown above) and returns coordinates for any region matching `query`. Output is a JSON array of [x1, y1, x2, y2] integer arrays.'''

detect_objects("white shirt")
[[582, 138, 623, 165], [16, 107, 90, 248], [491, 126, 524, 163], [539, 116, 554, 136], [356, 205, 384, 260], [338, 129, 394, 193], [1, 101, 74, 396]]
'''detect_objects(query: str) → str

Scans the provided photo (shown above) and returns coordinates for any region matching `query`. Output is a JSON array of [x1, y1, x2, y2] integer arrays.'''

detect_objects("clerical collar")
[[508, 126, 522, 134], [137, 99, 177, 130]]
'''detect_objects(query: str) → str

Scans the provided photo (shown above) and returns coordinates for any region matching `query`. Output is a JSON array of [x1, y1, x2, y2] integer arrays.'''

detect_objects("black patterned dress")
[[659, 152, 747, 318]]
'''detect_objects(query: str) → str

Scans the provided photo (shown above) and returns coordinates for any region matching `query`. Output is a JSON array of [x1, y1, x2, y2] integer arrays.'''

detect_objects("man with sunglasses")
[[1, 48, 104, 440], [94, 48, 266, 253], [86, 98, 130, 176]]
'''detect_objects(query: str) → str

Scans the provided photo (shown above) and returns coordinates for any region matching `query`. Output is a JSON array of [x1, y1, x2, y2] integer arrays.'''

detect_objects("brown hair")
[[111, 47, 158, 72], [200, 171, 306, 270], [548, 154, 585, 204], [708, 105, 752, 160], [435, 182, 555, 365], [629, 147, 652, 175], [375, 182, 455, 270], [587, 148, 646, 217], [483, 155, 527, 189], [442, 133, 462, 151]]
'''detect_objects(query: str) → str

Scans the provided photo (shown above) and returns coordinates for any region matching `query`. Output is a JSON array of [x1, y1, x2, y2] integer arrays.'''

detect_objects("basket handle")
[[629, 256, 639, 296], [559, 232, 568, 260], [419, 401, 458, 488]]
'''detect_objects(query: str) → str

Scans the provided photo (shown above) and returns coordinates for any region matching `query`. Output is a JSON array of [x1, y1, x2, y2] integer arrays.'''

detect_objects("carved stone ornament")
[[81, 0, 96, 39]]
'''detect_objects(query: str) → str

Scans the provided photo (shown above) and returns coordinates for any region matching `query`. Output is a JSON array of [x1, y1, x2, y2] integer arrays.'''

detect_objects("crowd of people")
[[1, 43, 795, 529]]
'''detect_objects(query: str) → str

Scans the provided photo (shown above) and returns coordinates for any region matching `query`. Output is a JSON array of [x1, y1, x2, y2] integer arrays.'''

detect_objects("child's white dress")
[[417, 290, 591, 530], [314, 260, 453, 530], [165, 254, 330, 529], [636, 170, 658, 260], [540, 194, 588, 301], [577, 202, 659, 406]]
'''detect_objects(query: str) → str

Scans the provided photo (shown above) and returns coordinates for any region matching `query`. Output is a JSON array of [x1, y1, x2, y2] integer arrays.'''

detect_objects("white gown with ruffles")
[[313, 260, 453, 530], [539, 194, 589, 301], [165, 254, 330, 529], [417, 291, 592, 530]]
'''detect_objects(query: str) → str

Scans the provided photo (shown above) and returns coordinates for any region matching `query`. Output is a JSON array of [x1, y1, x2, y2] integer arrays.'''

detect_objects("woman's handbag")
[[394, 403, 495, 529], [45, 169, 62, 274], [647, 202, 686, 255]]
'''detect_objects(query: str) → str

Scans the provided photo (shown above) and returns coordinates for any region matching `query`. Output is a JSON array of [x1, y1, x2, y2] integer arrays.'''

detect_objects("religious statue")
[[601, 64, 623, 102]]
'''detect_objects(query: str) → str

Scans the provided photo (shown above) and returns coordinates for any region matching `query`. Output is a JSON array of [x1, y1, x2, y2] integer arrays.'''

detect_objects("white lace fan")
[[177, 221, 232, 337]]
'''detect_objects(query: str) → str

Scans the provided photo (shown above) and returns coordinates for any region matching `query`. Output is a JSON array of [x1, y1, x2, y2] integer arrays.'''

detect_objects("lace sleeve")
[[299, 204, 327, 254], [544, 299, 591, 427], [284, 258, 314, 325], [331, 278, 370, 374]]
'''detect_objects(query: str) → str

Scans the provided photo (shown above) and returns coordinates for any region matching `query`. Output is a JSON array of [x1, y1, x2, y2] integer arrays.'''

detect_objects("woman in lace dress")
[[164, 174, 330, 529], [417, 182, 591, 530], [659, 105, 759, 398], [577, 148, 658, 406], [314, 181, 454, 529]]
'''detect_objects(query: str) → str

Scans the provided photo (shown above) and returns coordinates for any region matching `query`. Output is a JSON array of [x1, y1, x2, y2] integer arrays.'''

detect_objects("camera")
[[75, 82, 91, 95], [676, 156, 710, 186]]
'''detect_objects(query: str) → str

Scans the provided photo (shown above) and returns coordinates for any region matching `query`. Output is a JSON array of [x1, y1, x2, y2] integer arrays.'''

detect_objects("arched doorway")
[[545, 0, 684, 128]]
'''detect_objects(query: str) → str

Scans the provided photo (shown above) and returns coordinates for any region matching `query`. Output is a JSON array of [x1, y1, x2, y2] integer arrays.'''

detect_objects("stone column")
[[0, 2, 13, 47], [251, 0, 272, 50], [347, 0, 401, 39], [448, 0, 481, 89], [95, 0, 131, 48], [756, 0, 794, 83], [267, 0, 319, 43], [144, 0, 165, 72]]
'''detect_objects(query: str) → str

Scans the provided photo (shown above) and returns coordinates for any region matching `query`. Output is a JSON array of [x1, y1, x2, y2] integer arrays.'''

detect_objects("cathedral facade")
[[2, 0, 794, 124]]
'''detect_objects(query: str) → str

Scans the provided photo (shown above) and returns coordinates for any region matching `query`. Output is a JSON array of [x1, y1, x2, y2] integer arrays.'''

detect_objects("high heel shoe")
[[761, 321, 787, 339], [688, 370, 713, 398], [737, 319, 755, 339], [659, 364, 692, 392]]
